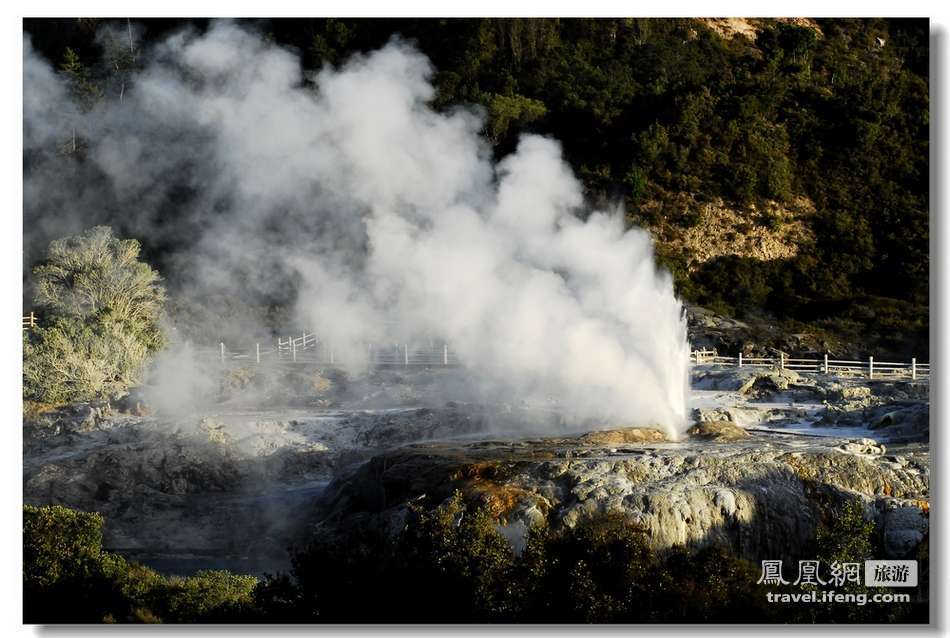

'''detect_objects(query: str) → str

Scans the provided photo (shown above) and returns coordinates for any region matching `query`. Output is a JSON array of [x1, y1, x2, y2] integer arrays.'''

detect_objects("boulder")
[[737, 367, 801, 396], [577, 427, 668, 445], [836, 438, 886, 456], [692, 407, 734, 423], [115, 388, 152, 416], [24, 400, 113, 443], [692, 366, 812, 398], [687, 420, 750, 442], [882, 504, 929, 558]]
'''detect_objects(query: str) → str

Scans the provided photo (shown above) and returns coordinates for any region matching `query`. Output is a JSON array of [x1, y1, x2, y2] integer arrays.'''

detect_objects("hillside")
[[22, 18, 929, 358]]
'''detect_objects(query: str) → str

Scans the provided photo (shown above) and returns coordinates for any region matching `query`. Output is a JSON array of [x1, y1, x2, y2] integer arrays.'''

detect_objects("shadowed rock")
[[577, 427, 668, 445], [316, 430, 929, 564], [687, 420, 750, 442]]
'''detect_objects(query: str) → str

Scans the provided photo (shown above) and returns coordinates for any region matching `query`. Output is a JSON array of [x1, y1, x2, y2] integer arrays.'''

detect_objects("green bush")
[[26, 498, 927, 623], [24, 226, 165, 405], [486, 92, 548, 144], [793, 500, 921, 623], [23, 505, 257, 623], [692, 255, 775, 315], [161, 571, 258, 622], [399, 491, 520, 618], [23, 504, 105, 590], [264, 495, 778, 623], [23, 317, 149, 404]]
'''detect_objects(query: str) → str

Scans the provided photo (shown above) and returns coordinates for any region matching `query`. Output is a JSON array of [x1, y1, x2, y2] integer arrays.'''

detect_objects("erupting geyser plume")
[[24, 22, 690, 437]]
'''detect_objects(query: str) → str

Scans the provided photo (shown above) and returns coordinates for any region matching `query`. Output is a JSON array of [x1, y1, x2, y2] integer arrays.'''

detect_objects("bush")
[[692, 255, 775, 315], [398, 491, 520, 619], [23, 505, 257, 623], [23, 504, 105, 590], [26, 498, 927, 623], [285, 491, 520, 622], [24, 226, 166, 405], [794, 500, 923, 623], [161, 571, 258, 622], [486, 92, 547, 145], [268, 495, 776, 623], [23, 317, 149, 404]]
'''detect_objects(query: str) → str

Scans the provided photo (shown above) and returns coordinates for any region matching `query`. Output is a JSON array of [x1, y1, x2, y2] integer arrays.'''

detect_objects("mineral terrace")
[[23, 364, 930, 575]]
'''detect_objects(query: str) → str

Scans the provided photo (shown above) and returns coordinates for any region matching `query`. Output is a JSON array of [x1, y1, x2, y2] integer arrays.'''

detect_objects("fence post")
[[220, 342, 225, 363], [911, 357, 916, 380], [823, 353, 829, 374], [443, 343, 449, 366], [779, 352, 785, 369], [29, 311, 35, 327], [292, 339, 297, 363], [738, 352, 743, 368], [404, 343, 409, 366], [868, 356, 874, 380], [256, 343, 260, 364], [329, 346, 335, 365]]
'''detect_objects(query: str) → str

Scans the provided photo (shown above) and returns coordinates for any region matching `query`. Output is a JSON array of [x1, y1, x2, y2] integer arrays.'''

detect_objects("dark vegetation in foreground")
[[23, 18, 929, 358], [25, 498, 926, 624]]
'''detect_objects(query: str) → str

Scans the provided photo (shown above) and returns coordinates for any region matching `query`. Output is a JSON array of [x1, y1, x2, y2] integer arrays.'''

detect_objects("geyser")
[[24, 21, 690, 437]]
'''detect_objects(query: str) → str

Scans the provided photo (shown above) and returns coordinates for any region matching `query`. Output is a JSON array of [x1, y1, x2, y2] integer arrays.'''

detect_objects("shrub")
[[692, 255, 774, 315], [23, 505, 257, 623], [796, 500, 924, 623], [23, 504, 105, 590], [274, 497, 775, 623], [23, 317, 149, 404], [398, 491, 519, 619], [33, 226, 165, 347], [25, 499, 925, 623], [24, 226, 166, 405], [284, 491, 520, 622], [486, 92, 547, 144], [161, 571, 258, 622]]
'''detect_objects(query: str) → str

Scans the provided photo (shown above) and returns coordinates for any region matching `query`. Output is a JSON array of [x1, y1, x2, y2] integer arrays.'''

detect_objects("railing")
[[21, 309, 929, 379], [690, 348, 929, 380], [217, 332, 459, 367]]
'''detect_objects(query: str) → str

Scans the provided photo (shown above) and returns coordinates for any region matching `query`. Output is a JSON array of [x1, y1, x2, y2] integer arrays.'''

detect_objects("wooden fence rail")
[[21, 310, 931, 380], [218, 332, 460, 367], [690, 348, 929, 380]]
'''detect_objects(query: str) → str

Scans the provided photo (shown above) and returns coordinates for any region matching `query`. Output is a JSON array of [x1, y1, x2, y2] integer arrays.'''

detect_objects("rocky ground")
[[686, 305, 858, 358], [316, 428, 928, 563], [23, 364, 930, 576], [691, 364, 929, 442]]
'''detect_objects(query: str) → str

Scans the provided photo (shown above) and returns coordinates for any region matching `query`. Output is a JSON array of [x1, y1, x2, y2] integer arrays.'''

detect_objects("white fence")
[[690, 348, 930, 380], [217, 332, 460, 367], [20, 309, 930, 379]]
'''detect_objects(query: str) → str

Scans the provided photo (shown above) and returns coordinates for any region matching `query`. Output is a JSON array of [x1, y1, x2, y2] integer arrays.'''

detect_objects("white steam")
[[24, 22, 690, 437]]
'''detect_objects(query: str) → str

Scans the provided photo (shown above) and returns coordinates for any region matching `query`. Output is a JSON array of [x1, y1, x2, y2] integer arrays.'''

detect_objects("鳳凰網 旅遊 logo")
[[757, 559, 918, 588]]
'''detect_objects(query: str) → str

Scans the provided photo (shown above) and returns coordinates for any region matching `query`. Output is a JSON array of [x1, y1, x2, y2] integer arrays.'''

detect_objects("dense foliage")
[[23, 226, 166, 404], [800, 500, 924, 623], [253, 492, 925, 623], [23, 18, 929, 356], [23, 497, 926, 623], [23, 505, 257, 623]]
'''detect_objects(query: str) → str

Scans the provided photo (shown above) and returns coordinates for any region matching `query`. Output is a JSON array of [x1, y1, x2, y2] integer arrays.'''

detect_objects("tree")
[[24, 226, 166, 405], [485, 92, 547, 145], [58, 47, 102, 155], [98, 20, 140, 102]]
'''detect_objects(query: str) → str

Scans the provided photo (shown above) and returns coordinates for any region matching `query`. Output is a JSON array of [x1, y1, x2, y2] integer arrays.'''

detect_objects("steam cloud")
[[24, 21, 690, 437]]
